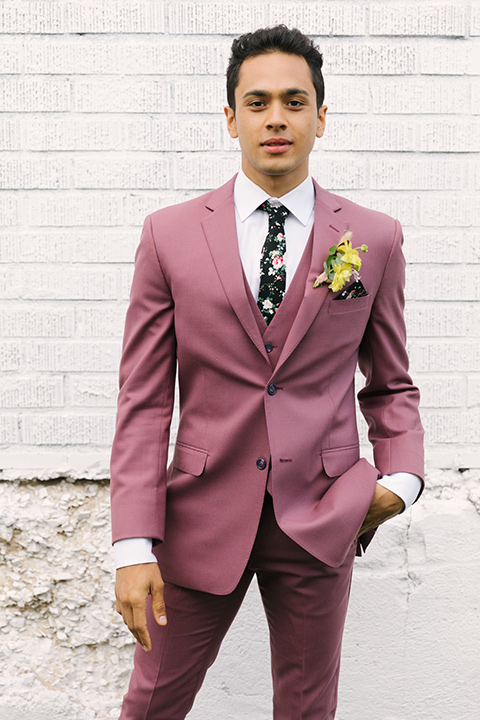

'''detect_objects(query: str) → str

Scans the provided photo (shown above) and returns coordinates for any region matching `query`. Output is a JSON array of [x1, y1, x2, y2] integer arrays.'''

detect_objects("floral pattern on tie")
[[257, 200, 290, 324]]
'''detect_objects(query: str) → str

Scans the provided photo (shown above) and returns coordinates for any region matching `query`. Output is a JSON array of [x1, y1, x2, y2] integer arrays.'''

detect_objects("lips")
[[262, 138, 292, 154], [262, 138, 292, 146]]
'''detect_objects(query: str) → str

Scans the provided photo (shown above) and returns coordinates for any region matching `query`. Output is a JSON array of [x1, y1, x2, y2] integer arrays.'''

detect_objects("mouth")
[[261, 138, 292, 154]]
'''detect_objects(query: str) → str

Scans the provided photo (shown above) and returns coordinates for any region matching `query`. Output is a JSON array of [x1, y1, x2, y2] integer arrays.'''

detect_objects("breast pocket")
[[328, 294, 372, 315]]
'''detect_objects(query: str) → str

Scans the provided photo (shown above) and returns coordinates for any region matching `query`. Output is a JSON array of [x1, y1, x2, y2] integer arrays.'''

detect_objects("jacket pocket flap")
[[173, 443, 208, 477], [321, 445, 360, 478]]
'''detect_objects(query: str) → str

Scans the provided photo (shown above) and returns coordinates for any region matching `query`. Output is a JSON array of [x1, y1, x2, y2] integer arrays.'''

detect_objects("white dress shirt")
[[114, 170, 421, 569]]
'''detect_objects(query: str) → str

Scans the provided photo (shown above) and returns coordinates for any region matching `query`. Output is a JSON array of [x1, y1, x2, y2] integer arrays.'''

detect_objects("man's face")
[[225, 52, 327, 195]]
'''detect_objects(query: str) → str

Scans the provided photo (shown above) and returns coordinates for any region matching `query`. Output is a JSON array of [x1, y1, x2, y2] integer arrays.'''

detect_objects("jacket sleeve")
[[357, 219, 424, 494], [110, 213, 176, 544]]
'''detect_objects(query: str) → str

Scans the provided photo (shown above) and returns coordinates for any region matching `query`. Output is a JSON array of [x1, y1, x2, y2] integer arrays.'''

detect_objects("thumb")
[[151, 577, 167, 627]]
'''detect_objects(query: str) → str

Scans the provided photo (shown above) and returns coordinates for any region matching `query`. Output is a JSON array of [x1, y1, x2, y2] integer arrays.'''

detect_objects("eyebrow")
[[241, 88, 310, 100]]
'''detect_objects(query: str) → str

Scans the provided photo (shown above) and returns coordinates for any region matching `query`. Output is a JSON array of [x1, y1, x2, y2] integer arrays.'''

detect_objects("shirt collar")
[[234, 169, 315, 226]]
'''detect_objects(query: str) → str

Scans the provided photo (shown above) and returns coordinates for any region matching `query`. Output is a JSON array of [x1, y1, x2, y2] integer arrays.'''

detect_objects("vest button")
[[265, 343, 273, 353], [256, 458, 267, 470], [267, 383, 277, 396]]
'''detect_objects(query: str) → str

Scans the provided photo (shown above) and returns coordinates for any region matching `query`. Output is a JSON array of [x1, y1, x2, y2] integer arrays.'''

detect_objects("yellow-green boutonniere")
[[313, 232, 368, 292]]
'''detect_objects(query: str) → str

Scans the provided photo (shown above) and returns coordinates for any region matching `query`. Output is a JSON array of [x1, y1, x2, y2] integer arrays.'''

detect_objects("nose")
[[265, 101, 287, 130]]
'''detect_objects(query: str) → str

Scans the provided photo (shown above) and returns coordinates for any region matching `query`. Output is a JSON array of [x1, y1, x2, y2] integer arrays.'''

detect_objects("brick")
[[0, 342, 21, 370], [467, 376, 480, 407], [465, 305, 480, 337], [0, 118, 21, 150], [310, 154, 367, 190], [0, 230, 137, 263], [75, 307, 127, 338], [16, 267, 118, 300], [74, 157, 170, 190], [0, 2, 65, 33], [173, 153, 240, 190], [0, 415, 18, 443], [0, 308, 74, 337], [0, 37, 23, 72], [68, 376, 118, 407], [119, 267, 135, 301], [21, 413, 115, 445], [335, 191, 417, 226], [26, 194, 124, 227], [0, 155, 70, 189], [418, 119, 480, 152], [39, 39, 228, 76], [25, 117, 121, 151], [405, 303, 467, 337], [322, 118, 416, 152], [174, 79, 228, 114], [420, 42, 480, 75], [66, 1, 165, 33], [406, 267, 480, 302], [23, 38, 226, 75], [323, 41, 417, 75], [414, 374, 466, 408], [168, 3, 265, 34], [370, 78, 470, 114], [0, 377, 64, 408], [322, 79, 370, 114], [408, 339, 480, 373], [121, 117, 224, 152], [72, 79, 171, 113], [268, 3, 367, 35], [124, 192, 199, 226], [369, 157, 466, 190], [472, 4, 480, 35], [26, 341, 121, 372], [370, 4, 466, 37], [402, 229, 480, 264], [420, 195, 480, 227], [0, 78, 70, 112], [421, 409, 479, 444], [0, 268, 23, 298]]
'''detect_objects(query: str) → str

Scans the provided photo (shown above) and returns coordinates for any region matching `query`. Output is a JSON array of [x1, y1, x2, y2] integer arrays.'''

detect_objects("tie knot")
[[260, 200, 290, 225]]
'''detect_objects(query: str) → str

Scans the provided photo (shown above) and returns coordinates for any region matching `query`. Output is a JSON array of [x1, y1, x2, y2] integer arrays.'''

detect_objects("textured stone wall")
[[1, 471, 479, 719], [0, 1, 479, 718]]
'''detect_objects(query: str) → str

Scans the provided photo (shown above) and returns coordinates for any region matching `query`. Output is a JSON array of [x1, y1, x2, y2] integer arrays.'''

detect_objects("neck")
[[241, 163, 309, 197]]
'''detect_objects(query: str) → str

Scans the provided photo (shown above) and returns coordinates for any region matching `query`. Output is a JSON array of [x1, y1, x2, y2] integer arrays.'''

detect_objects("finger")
[[151, 578, 167, 627], [130, 600, 151, 652]]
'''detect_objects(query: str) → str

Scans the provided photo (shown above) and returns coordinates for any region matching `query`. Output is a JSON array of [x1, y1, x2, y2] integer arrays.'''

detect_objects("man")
[[110, 25, 424, 719]]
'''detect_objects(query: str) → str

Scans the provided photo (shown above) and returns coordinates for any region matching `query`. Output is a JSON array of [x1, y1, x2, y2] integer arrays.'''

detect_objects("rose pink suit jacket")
[[110, 176, 424, 595]]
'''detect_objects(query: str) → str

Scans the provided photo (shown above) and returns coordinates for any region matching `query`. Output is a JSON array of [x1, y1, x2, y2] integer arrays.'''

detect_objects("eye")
[[287, 100, 304, 107], [248, 101, 266, 108]]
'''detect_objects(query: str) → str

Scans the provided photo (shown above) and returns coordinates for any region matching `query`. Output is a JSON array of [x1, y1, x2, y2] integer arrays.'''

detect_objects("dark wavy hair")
[[226, 25, 324, 112]]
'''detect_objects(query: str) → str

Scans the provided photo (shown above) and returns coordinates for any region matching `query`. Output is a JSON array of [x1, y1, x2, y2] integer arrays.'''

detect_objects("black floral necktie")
[[257, 201, 290, 324]]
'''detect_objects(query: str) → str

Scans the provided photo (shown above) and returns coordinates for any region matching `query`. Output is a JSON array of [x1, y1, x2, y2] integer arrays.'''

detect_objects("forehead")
[[236, 52, 315, 96]]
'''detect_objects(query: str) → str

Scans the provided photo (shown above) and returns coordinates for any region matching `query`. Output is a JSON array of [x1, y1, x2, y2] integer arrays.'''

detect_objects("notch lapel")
[[201, 179, 268, 361], [275, 182, 349, 372]]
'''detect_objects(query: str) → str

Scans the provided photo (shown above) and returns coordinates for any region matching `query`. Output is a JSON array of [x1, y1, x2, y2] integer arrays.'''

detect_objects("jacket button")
[[265, 343, 273, 353], [256, 458, 267, 470], [267, 383, 277, 396]]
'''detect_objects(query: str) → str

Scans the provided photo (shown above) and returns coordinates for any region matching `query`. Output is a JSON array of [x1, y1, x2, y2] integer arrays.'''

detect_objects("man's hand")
[[358, 484, 405, 537], [115, 562, 167, 652]]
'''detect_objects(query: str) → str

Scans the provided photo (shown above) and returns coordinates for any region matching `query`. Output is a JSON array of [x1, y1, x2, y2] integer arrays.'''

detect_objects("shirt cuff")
[[377, 472, 422, 511], [113, 537, 156, 569]]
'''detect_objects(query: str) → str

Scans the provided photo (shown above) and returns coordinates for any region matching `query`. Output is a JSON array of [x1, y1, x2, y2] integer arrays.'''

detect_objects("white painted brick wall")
[[0, 2, 479, 719]]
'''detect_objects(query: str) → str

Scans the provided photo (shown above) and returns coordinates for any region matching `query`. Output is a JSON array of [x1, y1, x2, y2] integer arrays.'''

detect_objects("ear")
[[224, 106, 238, 139], [316, 105, 327, 139]]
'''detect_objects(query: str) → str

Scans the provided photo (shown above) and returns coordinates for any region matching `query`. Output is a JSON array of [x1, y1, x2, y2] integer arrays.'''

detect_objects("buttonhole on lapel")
[[279, 458, 293, 463], [329, 224, 339, 232], [333, 208, 341, 213]]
